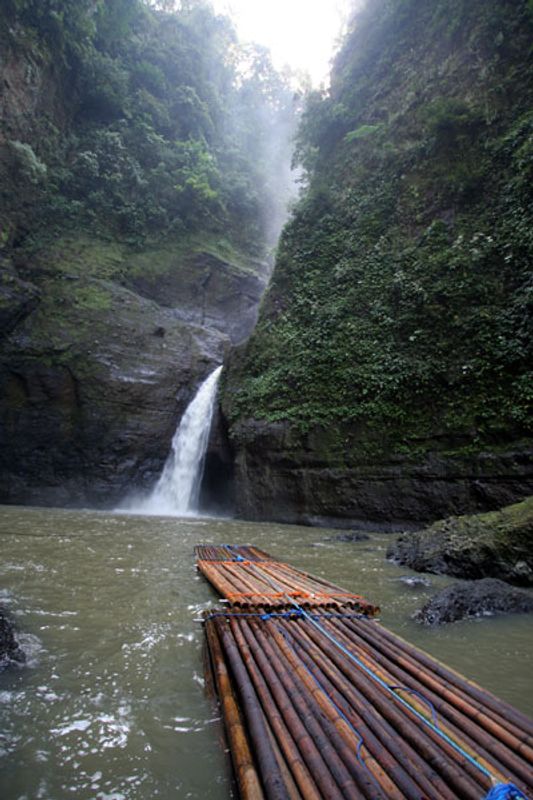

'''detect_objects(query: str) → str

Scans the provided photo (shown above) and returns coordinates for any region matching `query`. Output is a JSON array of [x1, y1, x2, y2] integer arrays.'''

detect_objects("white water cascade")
[[138, 365, 223, 516]]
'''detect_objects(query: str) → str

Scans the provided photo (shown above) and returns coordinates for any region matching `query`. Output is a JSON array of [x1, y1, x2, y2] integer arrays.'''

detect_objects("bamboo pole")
[[198, 562, 242, 597], [288, 617, 463, 800], [214, 618, 289, 800], [323, 617, 506, 789], [198, 545, 533, 800], [265, 709, 305, 800], [298, 617, 486, 798], [279, 618, 458, 800], [339, 618, 533, 789], [236, 618, 360, 800], [348, 618, 531, 741], [264, 619, 406, 800], [363, 620, 533, 737], [246, 622, 374, 800], [205, 619, 265, 800], [229, 617, 325, 800], [199, 550, 378, 613]]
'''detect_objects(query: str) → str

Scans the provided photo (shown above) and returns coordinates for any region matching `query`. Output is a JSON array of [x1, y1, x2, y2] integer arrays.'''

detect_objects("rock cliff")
[[225, 418, 532, 530], [0, 241, 265, 511], [0, 3, 278, 508], [222, 0, 533, 528], [0, 252, 231, 506]]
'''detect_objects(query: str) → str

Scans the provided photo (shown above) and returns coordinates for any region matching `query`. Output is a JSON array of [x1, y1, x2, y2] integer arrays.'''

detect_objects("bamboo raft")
[[196, 544, 378, 613], [197, 544, 533, 800]]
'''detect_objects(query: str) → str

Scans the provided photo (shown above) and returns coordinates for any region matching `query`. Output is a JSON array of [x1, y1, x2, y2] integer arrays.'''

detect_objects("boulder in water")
[[413, 578, 533, 625], [388, 498, 533, 586], [0, 607, 26, 669]]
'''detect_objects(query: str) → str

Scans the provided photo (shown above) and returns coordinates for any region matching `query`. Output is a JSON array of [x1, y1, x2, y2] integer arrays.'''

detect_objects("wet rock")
[[200, 405, 236, 515], [222, 415, 533, 530], [126, 249, 267, 345], [0, 261, 40, 338], [0, 275, 229, 507], [0, 607, 25, 669], [414, 579, 533, 625], [387, 498, 533, 586]]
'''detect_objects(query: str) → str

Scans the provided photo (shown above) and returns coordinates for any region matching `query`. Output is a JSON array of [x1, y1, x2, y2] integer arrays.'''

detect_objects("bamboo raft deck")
[[197, 544, 533, 800]]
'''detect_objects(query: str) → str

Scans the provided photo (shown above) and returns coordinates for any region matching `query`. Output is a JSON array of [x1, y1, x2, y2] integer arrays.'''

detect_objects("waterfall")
[[137, 365, 223, 516]]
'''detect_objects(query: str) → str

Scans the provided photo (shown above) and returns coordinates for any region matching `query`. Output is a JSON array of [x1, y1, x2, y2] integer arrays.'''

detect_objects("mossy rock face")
[[388, 497, 533, 585], [222, 0, 533, 527], [0, 260, 40, 337], [224, 414, 532, 529], [125, 247, 266, 345], [0, 261, 229, 507], [30, 233, 268, 344], [0, 225, 269, 506]]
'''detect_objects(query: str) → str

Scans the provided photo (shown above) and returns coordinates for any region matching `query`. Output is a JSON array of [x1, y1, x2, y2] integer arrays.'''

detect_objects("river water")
[[1, 505, 532, 800]]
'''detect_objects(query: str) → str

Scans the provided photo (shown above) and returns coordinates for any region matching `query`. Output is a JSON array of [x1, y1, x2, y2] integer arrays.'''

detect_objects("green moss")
[[224, 0, 533, 458], [73, 284, 112, 311], [344, 123, 385, 142], [29, 230, 262, 288], [127, 233, 261, 279], [425, 497, 533, 568], [40, 236, 127, 280]]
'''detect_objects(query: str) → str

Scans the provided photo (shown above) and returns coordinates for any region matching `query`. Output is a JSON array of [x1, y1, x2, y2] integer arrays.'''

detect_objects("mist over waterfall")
[[136, 366, 223, 516]]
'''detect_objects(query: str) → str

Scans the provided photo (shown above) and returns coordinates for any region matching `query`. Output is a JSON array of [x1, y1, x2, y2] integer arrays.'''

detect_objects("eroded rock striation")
[[225, 419, 532, 529]]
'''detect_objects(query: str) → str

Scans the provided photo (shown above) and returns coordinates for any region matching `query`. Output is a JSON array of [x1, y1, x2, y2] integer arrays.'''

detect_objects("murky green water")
[[1, 505, 532, 799]]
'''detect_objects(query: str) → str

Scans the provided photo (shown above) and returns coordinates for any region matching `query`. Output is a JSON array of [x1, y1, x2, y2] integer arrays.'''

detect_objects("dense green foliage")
[[226, 0, 533, 452], [1, 0, 297, 254]]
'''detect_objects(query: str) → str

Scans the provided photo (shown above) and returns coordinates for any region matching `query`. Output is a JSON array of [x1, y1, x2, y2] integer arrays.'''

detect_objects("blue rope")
[[205, 611, 302, 621], [295, 606, 496, 781], [277, 623, 383, 795], [389, 685, 439, 727], [216, 553, 531, 798], [204, 610, 368, 621], [485, 784, 528, 799]]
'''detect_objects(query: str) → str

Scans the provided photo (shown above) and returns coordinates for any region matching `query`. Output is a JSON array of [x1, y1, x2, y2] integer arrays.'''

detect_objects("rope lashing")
[[277, 622, 384, 795], [389, 685, 439, 727], [204, 610, 368, 622], [242, 558, 500, 785], [484, 784, 528, 800]]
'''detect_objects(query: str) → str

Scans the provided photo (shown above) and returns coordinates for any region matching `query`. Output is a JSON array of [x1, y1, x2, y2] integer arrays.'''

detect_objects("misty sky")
[[212, 0, 353, 85]]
